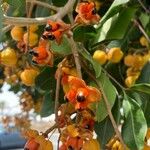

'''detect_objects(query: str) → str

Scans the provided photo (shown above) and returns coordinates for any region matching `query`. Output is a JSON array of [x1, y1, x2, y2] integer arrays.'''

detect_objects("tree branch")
[[3, 0, 76, 26], [26, 0, 59, 12]]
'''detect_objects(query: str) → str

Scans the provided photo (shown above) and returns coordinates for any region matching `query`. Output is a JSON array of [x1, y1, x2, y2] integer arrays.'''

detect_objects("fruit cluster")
[[124, 51, 150, 87], [93, 47, 124, 65], [24, 129, 53, 150]]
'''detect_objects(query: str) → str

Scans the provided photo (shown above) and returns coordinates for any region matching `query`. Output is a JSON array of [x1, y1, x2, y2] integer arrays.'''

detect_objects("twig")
[[54, 65, 62, 133], [44, 123, 57, 136], [3, 0, 76, 26], [26, 0, 59, 12], [68, 37, 82, 79], [1, 25, 13, 33], [137, 0, 150, 13], [133, 19, 150, 43], [101, 67, 127, 90], [81, 62, 126, 150]]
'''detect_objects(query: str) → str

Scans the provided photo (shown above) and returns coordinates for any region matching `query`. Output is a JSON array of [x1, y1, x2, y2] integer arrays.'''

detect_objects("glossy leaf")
[[94, 117, 114, 149], [91, 72, 117, 122], [51, 36, 72, 55], [40, 92, 55, 117], [130, 83, 150, 94], [73, 25, 96, 42], [95, 7, 136, 43], [35, 67, 56, 92], [122, 94, 147, 150], [97, 0, 130, 27], [78, 47, 101, 78]]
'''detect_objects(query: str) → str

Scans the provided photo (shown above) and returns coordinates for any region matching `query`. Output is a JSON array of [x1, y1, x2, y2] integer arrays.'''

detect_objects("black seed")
[[68, 145, 74, 150], [85, 124, 90, 129], [24, 148, 29, 150], [77, 93, 86, 102], [29, 50, 39, 57], [92, 8, 97, 14], [48, 34, 55, 40], [64, 96, 69, 102], [32, 60, 38, 64], [42, 34, 48, 40], [45, 24, 52, 31]]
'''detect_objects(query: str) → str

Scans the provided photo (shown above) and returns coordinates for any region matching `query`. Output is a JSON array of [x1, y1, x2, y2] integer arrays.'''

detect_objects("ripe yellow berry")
[[20, 68, 40, 86], [0, 47, 18, 66], [124, 54, 134, 67], [107, 47, 123, 63], [11, 26, 24, 41], [29, 24, 39, 32], [125, 76, 138, 87], [132, 55, 145, 70], [83, 139, 100, 150], [93, 50, 107, 65], [126, 68, 140, 77], [23, 32, 38, 47], [140, 36, 149, 47]]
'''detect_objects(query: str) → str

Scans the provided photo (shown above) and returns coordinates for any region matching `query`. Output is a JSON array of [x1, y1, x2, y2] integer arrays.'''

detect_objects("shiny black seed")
[[29, 50, 38, 57], [32, 60, 38, 64], [48, 34, 55, 40], [85, 124, 90, 129], [68, 145, 74, 150], [42, 34, 48, 40], [64, 96, 69, 102], [45, 24, 52, 31], [77, 93, 86, 102], [92, 8, 97, 14]]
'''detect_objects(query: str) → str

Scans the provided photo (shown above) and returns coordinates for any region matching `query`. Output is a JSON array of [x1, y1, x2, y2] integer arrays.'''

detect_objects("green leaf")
[[97, 0, 130, 27], [73, 25, 96, 42], [130, 83, 150, 94], [51, 36, 72, 55], [95, 7, 136, 43], [78, 47, 101, 78], [95, 117, 115, 149], [122, 95, 147, 150], [35, 0, 52, 17], [5, 0, 25, 16], [139, 13, 150, 28], [40, 92, 55, 117], [91, 72, 117, 122], [35, 67, 56, 92]]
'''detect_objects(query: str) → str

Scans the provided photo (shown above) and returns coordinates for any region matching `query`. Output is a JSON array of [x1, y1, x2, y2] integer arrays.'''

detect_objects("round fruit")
[[125, 76, 138, 88], [83, 139, 100, 150], [107, 47, 123, 63], [126, 68, 140, 77], [0, 47, 17, 66], [20, 68, 40, 86], [29, 24, 39, 32], [11, 26, 24, 41], [140, 36, 148, 47], [93, 50, 107, 65], [124, 54, 134, 67], [23, 32, 38, 47]]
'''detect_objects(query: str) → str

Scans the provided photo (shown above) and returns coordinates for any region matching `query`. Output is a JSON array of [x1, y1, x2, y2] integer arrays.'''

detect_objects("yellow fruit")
[[67, 125, 79, 137], [62, 67, 78, 77], [44, 140, 53, 150], [126, 68, 140, 77], [11, 26, 24, 41], [23, 32, 38, 47], [125, 76, 138, 87], [20, 68, 40, 86], [132, 55, 145, 69], [143, 143, 150, 150], [25, 129, 39, 139], [93, 50, 107, 65], [83, 139, 100, 150], [0, 47, 17, 66], [29, 24, 39, 32], [124, 54, 134, 67], [140, 36, 149, 47], [107, 47, 123, 63]]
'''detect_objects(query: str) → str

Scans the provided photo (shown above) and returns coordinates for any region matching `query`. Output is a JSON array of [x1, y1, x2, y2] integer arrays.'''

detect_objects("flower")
[[75, 1, 100, 25], [65, 76, 101, 109]]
